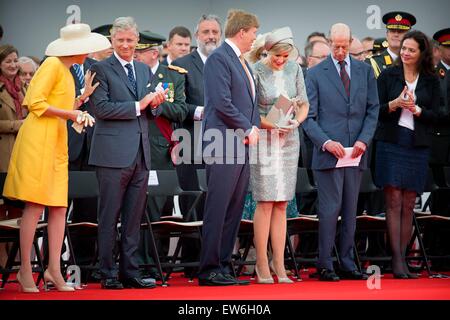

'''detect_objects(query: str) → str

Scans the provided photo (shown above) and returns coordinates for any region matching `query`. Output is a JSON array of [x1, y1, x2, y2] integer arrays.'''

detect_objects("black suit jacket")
[[172, 50, 205, 161], [68, 57, 96, 162], [374, 66, 440, 147]]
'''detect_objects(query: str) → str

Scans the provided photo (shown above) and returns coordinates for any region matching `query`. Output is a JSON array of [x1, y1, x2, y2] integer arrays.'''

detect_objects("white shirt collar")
[[331, 54, 350, 67], [387, 48, 398, 61], [151, 61, 160, 76], [114, 51, 134, 68], [197, 49, 208, 64], [225, 39, 242, 59], [441, 60, 450, 70]]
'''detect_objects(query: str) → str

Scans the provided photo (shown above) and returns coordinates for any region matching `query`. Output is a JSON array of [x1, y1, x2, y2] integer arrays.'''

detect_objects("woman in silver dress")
[[250, 27, 309, 284]]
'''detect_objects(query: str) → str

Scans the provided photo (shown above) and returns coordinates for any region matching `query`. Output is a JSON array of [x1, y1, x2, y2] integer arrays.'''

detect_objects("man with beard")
[[172, 14, 222, 277]]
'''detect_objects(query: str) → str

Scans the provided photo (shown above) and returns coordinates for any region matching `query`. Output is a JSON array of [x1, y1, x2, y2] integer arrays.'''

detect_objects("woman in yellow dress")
[[3, 23, 110, 293]]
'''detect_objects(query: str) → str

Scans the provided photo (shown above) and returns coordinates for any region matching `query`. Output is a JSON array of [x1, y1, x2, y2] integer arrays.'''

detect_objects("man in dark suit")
[[197, 9, 260, 286], [162, 26, 191, 66], [89, 17, 166, 289], [172, 15, 222, 275], [172, 14, 222, 211], [302, 23, 379, 281]]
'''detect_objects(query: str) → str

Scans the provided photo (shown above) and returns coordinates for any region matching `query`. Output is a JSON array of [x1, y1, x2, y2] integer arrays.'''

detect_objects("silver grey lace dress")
[[250, 60, 308, 201]]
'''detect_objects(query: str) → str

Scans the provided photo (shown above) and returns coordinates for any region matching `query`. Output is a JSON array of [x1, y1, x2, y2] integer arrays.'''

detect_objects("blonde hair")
[[245, 32, 268, 63], [224, 9, 259, 38], [268, 42, 294, 55]]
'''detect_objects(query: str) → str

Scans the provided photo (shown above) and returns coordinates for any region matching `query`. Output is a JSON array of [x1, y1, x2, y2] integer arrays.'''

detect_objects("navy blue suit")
[[89, 53, 161, 279], [302, 55, 379, 271], [199, 41, 260, 277]]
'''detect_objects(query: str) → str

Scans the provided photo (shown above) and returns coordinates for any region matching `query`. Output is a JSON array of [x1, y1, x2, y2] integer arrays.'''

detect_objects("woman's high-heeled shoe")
[[43, 270, 75, 292], [255, 265, 274, 284], [16, 271, 39, 293], [269, 261, 294, 284]]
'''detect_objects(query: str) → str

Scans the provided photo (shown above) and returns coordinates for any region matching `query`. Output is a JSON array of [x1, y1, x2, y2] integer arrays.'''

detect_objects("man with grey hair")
[[89, 16, 167, 289], [172, 14, 223, 277], [303, 23, 379, 281], [17, 56, 38, 87]]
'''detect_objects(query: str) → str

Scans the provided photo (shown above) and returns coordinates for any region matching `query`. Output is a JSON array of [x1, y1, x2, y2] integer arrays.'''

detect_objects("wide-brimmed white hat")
[[45, 23, 111, 57]]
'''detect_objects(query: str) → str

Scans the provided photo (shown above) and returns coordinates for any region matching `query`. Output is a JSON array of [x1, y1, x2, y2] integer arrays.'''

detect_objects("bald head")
[[329, 23, 352, 61], [329, 23, 352, 42]]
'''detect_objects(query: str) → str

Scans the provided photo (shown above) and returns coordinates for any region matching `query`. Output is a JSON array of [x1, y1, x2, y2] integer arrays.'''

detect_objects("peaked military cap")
[[433, 28, 450, 47], [91, 24, 113, 39], [382, 11, 416, 31], [372, 37, 389, 51], [136, 30, 166, 50]]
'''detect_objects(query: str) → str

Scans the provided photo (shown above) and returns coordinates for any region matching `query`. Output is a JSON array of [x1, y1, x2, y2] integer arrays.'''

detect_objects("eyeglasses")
[[310, 55, 328, 60], [350, 51, 368, 58]]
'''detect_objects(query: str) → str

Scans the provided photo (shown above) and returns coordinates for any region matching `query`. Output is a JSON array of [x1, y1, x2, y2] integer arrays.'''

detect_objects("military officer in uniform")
[[135, 31, 188, 172], [366, 11, 416, 78], [429, 28, 450, 215]]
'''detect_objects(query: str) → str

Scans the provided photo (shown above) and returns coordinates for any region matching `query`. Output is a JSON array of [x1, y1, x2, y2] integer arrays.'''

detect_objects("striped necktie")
[[239, 55, 254, 99], [73, 63, 85, 88]]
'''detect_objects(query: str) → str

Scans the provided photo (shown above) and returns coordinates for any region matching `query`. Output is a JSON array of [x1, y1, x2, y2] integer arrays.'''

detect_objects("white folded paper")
[[335, 147, 362, 168]]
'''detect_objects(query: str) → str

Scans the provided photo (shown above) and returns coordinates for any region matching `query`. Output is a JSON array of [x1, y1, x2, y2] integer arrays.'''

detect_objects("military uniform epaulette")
[[371, 51, 393, 66], [367, 50, 394, 78], [168, 65, 188, 74]]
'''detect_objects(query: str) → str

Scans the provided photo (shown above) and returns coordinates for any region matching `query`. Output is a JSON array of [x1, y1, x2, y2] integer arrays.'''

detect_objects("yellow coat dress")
[[3, 57, 75, 207]]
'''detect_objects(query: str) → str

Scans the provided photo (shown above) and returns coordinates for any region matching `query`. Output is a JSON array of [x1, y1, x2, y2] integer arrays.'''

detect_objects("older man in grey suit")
[[89, 17, 166, 289], [303, 23, 379, 281]]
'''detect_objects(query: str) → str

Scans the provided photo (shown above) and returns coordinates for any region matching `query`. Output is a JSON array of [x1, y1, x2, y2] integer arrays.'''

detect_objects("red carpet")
[[1, 270, 449, 300]]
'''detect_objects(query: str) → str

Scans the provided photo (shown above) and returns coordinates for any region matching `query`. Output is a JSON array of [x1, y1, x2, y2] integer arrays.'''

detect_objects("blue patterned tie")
[[125, 63, 137, 95], [73, 63, 85, 88]]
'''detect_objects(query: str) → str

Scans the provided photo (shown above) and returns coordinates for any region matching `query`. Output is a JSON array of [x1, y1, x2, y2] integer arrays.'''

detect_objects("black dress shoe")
[[338, 270, 368, 280], [122, 277, 156, 289], [406, 273, 419, 279], [198, 272, 237, 286], [101, 278, 124, 289], [318, 269, 340, 282], [223, 274, 250, 285]]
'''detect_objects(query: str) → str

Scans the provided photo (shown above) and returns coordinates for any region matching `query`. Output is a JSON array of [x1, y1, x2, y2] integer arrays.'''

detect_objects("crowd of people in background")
[[0, 7, 449, 292]]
